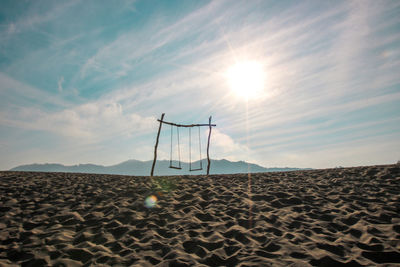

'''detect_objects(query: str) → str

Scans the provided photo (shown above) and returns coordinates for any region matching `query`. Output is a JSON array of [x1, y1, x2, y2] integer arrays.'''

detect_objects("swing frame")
[[150, 113, 216, 176]]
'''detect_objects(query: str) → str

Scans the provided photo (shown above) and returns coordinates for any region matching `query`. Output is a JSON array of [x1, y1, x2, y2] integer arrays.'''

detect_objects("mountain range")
[[10, 159, 308, 176]]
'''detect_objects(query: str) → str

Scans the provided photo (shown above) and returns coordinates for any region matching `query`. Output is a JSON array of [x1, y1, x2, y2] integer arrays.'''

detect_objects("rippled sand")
[[0, 164, 399, 266]]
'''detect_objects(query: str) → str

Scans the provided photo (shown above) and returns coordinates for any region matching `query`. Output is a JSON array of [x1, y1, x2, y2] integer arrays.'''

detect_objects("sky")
[[0, 0, 399, 170]]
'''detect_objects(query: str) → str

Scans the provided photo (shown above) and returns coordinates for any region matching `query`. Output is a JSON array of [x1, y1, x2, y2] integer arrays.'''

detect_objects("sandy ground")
[[0, 164, 399, 266]]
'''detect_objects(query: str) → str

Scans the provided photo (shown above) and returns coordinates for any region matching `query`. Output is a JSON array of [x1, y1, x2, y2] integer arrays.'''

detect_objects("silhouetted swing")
[[151, 113, 216, 176], [189, 126, 203, 171], [169, 124, 182, 169]]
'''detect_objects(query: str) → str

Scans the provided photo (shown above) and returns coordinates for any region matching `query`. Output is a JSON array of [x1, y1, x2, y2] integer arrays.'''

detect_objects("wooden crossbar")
[[157, 120, 216, 128]]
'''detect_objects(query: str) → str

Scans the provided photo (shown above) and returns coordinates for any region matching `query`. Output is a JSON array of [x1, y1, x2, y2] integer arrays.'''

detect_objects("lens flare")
[[145, 195, 157, 208]]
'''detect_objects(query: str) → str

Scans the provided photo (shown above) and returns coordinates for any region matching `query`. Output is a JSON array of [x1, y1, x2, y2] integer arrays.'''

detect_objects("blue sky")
[[1, 0, 399, 170]]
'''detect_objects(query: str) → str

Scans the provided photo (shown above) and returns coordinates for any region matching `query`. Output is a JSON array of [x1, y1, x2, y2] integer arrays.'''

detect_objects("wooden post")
[[151, 113, 165, 176], [206, 116, 212, 175]]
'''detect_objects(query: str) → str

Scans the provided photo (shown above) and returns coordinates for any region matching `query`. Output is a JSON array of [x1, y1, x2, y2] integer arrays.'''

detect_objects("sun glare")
[[226, 61, 265, 99]]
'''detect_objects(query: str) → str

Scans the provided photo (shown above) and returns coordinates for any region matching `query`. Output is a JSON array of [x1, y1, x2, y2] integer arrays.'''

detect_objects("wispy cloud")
[[57, 76, 64, 92], [0, 72, 70, 109], [1, 99, 156, 143], [0, 1, 79, 38]]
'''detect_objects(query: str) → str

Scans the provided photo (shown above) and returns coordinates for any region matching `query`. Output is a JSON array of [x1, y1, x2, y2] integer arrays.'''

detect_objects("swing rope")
[[169, 125, 181, 169], [189, 126, 203, 171]]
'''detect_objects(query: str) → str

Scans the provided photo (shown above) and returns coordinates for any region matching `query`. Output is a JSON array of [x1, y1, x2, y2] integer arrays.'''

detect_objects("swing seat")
[[169, 166, 182, 170], [190, 168, 202, 171]]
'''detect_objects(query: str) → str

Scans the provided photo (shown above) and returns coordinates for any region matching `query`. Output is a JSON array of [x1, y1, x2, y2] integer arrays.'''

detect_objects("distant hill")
[[10, 159, 308, 176]]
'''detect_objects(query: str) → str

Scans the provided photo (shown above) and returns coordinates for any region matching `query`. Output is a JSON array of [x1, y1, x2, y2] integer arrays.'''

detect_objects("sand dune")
[[0, 164, 399, 266]]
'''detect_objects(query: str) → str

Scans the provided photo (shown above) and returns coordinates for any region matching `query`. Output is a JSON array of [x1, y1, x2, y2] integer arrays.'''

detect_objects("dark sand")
[[0, 164, 399, 266]]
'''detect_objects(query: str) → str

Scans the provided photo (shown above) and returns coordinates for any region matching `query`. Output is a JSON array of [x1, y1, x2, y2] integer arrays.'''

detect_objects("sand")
[[0, 164, 399, 266]]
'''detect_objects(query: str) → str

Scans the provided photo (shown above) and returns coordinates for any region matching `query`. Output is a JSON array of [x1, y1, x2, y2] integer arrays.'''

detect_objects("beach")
[[0, 164, 399, 266]]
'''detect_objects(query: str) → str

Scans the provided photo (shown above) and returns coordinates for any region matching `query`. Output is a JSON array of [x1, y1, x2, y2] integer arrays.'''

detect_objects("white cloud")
[[0, 1, 79, 39], [0, 98, 156, 144], [210, 129, 257, 163], [7, 23, 16, 34], [78, 1, 229, 80], [0, 72, 70, 108], [57, 76, 64, 92]]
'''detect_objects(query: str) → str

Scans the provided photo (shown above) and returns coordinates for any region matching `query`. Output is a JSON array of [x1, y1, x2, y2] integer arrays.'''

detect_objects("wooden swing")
[[169, 124, 182, 169], [151, 113, 216, 176], [169, 125, 203, 171], [189, 126, 203, 171]]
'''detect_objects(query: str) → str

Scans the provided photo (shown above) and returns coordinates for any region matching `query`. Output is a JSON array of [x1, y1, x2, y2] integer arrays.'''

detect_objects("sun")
[[226, 61, 265, 99]]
